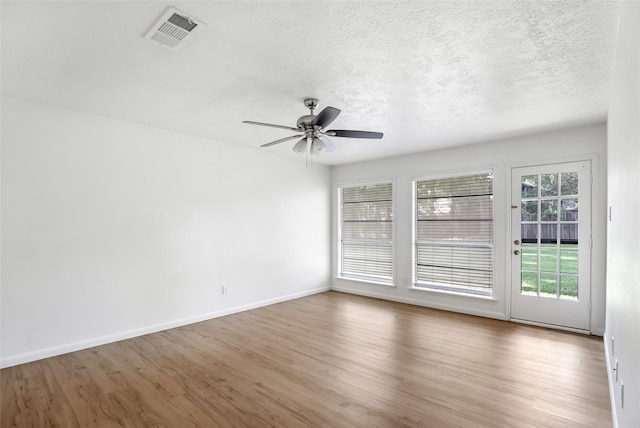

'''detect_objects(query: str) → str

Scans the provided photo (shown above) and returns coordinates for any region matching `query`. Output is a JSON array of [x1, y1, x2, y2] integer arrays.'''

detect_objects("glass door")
[[510, 161, 591, 330]]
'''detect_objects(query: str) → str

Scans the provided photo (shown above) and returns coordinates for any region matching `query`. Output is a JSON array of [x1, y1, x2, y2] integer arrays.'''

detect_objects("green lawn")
[[521, 244, 578, 298]]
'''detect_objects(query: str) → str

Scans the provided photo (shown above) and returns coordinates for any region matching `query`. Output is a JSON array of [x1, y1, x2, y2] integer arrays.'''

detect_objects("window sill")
[[335, 276, 396, 287], [409, 286, 498, 302]]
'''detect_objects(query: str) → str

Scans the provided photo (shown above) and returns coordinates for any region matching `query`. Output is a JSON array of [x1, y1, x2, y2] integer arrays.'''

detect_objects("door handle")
[[514, 240, 520, 245], [514, 250, 520, 255]]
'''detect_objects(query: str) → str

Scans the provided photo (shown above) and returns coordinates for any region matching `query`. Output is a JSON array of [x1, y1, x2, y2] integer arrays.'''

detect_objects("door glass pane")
[[540, 274, 557, 298], [561, 172, 578, 196], [560, 248, 578, 273], [540, 244, 558, 273], [561, 198, 579, 221], [540, 174, 558, 197], [521, 246, 538, 271], [521, 223, 537, 243], [561, 224, 578, 243], [522, 201, 538, 221], [521, 272, 537, 295], [560, 275, 578, 300], [522, 175, 538, 198], [541, 200, 557, 221], [541, 224, 557, 244]]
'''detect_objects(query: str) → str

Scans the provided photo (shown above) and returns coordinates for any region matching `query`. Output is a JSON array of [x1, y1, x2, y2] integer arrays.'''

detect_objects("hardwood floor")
[[1, 291, 612, 427]]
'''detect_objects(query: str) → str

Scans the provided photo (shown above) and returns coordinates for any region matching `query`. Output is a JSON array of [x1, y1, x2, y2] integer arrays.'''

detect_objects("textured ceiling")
[[1, 1, 620, 165]]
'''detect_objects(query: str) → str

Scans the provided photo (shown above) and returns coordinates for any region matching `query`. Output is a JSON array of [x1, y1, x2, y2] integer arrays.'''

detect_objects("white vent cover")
[[145, 7, 204, 48]]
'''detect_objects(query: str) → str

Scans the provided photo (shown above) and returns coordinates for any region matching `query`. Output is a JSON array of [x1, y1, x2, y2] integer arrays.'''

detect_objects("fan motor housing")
[[296, 115, 317, 131]]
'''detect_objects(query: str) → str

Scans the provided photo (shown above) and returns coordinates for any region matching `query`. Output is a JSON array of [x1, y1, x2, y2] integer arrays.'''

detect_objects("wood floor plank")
[[1, 291, 612, 427]]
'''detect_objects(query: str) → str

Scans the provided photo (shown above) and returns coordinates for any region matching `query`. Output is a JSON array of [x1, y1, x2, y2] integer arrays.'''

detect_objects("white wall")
[[0, 95, 331, 368], [332, 123, 607, 333], [605, 2, 640, 427]]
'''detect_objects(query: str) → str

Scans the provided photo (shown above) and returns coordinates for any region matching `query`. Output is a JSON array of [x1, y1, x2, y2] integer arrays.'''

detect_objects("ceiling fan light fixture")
[[292, 137, 325, 154], [312, 137, 327, 153], [292, 138, 307, 153]]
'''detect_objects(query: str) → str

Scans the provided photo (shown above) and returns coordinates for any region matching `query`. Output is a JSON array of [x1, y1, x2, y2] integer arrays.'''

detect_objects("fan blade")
[[328, 130, 383, 139], [311, 106, 341, 128], [317, 135, 336, 152], [261, 135, 303, 147], [243, 120, 299, 132]]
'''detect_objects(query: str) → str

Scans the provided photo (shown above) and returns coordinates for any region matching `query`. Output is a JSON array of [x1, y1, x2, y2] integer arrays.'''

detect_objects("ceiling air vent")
[[145, 7, 204, 48]]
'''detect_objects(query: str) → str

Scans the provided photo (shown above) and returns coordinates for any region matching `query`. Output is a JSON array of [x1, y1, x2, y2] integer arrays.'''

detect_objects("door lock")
[[514, 239, 520, 245], [514, 250, 520, 255]]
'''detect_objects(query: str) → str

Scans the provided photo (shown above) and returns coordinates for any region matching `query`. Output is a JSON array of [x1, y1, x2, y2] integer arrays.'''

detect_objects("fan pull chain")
[[305, 138, 309, 167], [306, 137, 313, 168]]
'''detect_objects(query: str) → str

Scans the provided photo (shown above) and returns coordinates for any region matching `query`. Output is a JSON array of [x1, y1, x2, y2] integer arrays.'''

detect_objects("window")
[[339, 182, 393, 284], [414, 172, 493, 296]]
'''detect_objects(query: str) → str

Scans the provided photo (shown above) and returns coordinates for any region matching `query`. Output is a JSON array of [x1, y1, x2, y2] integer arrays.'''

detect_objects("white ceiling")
[[1, 1, 620, 166]]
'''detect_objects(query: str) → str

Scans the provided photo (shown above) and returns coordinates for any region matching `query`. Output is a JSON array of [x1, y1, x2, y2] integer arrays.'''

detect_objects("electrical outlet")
[[222, 285, 229, 295]]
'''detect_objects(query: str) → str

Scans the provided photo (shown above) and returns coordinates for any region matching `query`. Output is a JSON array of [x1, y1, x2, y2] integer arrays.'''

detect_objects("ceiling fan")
[[242, 98, 383, 161]]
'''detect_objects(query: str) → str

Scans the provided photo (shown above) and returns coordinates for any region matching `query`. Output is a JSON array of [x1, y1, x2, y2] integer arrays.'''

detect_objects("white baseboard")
[[331, 285, 508, 321], [603, 332, 619, 428], [0, 286, 330, 369]]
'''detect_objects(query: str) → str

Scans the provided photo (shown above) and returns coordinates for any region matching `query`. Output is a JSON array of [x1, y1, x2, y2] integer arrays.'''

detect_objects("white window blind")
[[339, 182, 393, 284], [414, 173, 493, 295]]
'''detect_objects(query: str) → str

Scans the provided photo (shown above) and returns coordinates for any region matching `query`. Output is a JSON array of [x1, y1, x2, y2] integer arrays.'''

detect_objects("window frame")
[[411, 170, 495, 297], [337, 178, 395, 286]]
